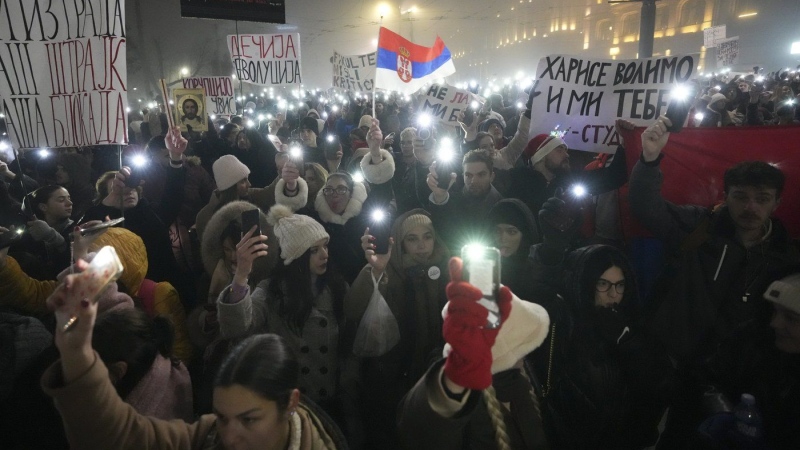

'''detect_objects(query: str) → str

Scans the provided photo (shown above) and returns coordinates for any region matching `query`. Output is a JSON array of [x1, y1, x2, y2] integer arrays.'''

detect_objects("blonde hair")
[[482, 383, 545, 450]]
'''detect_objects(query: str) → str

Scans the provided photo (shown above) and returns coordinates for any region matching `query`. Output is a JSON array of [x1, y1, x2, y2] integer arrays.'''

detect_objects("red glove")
[[443, 257, 512, 390]]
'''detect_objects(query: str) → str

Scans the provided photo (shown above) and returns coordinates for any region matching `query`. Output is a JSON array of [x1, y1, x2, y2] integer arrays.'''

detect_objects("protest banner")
[[703, 25, 726, 48], [416, 83, 485, 127], [0, 0, 128, 149], [332, 51, 376, 93], [182, 77, 236, 116], [173, 88, 207, 132], [716, 37, 740, 68], [181, 0, 285, 24], [529, 54, 699, 153], [228, 34, 302, 86]]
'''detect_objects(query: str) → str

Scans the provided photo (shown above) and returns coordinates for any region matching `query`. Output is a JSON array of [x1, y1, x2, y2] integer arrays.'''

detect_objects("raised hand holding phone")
[[233, 225, 269, 286], [362, 227, 393, 278], [57, 246, 124, 333]]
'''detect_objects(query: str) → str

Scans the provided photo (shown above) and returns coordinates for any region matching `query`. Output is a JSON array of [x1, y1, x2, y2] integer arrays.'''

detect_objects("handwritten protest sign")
[[332, 51, 376, 92], [0, 0, 128, 149], [529, 54, 699, 153], [716, 37, 740, 68], [173, 88, 207, 132], [416, 83, 485, 127], [182, 77, 236, 116], [228, 33, 302, 86], [703, 25, 726, 48]]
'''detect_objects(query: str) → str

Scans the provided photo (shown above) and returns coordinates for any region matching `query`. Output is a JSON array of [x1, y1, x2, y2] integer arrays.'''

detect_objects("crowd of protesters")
[[0, 65, 799, 450]]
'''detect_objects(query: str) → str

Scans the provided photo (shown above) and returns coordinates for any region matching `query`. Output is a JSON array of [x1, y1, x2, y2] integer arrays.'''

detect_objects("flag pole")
[[373, 16, 383, 119]]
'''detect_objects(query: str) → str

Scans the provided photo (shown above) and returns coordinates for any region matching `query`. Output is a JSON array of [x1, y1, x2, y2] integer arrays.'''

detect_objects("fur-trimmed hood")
[[314, 181, 367, 225], [201, 201, 279, 284]]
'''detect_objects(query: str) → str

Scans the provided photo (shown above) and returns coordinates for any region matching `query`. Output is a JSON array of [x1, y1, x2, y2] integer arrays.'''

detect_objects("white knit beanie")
[[213, 155, 250, 191], [358, 115, 373, 129], [267, 205, 329, 265], [529, 136, 567, 167]]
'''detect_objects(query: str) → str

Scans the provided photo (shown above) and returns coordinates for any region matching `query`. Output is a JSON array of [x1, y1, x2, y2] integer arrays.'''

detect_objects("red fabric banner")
[[620, 125, 800, 239]]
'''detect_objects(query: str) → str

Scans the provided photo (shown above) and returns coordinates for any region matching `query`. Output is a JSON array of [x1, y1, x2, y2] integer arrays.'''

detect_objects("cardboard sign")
[[416, 83, 485, 127], [228, 33, 302, 86], [173, 88, 207, 132], [716, 37, 740, 68], [182, 77, 236, 115], [181, 0, 285, 24], [332, 51, 376, 92], [529, 54, 699, 153], [0, 0, 128, 149], [703, 25, 726, 48]]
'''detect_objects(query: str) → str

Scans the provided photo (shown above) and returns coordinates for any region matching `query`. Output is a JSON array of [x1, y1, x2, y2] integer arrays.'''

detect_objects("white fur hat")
[[266, 205, 329, 265], [212, 155, 250, 191], [442, 293, 550, 374]]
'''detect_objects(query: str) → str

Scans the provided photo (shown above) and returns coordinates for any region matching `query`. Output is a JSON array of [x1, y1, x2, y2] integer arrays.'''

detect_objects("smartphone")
[[665, 90, 693, 133], [323, 135, 341, 160], [124, 168, 143, 188], [370, 209, 392, 254], [461, 245, 502, 329], [79, 217, 125, 237], [62, 245, 124, 331], [0, 225, 25, 250], [384, 132, 395, 141], [436, 159, 456, 190], [463, 108, 475, 126], [241, 208, 261, 236]]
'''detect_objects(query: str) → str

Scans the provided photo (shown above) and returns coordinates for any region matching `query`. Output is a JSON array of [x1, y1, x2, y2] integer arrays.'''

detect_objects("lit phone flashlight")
[[461, 244, 502, 329], [436, 139, 456, 190], [665, 84, 694, 133], [417, 114, 433, 141], [370, 209, 392, 254]]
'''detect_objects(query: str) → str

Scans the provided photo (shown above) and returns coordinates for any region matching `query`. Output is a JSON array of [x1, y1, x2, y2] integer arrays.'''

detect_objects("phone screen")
[[461, 245, 502, 329]]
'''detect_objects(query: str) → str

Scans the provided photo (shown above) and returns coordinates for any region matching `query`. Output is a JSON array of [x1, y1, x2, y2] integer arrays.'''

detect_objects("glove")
[[27, 220, 63, 246], [524, 80, 541, 118], [443, 257, 513, 390]]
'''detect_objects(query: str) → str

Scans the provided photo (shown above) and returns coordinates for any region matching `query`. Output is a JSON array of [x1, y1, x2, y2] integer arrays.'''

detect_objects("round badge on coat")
[[428, 266, 441, 280]]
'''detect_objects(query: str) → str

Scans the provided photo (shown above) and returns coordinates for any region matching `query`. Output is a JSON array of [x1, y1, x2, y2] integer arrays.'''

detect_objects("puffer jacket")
[[528, 244, 673, 449]]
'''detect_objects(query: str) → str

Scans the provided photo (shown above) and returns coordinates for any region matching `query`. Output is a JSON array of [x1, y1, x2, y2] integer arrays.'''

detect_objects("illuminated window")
[[679, 0, 705, 27], [655, 6, 669, 30], [596, 19, 613, 41], [622, 14, 639, 36]]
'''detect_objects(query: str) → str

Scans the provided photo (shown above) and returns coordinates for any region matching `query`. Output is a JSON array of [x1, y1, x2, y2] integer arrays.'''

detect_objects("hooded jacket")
[[56, 152, 96, 221], [311, 180, 370, 284], [486, 198, 540, 294], [528, 244, 673, 449]]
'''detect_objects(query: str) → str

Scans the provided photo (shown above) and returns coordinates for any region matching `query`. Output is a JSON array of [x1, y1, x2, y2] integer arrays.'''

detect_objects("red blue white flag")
[[375, 27, 456, 93]]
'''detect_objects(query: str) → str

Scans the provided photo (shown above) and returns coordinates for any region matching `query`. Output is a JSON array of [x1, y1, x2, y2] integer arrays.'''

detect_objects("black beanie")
[[300, 116, 319, 135]]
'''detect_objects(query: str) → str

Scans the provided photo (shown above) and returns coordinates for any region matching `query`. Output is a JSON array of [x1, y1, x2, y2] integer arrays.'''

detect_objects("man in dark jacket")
[[629, 115, 799, 447], [427, 149, 503, 253]]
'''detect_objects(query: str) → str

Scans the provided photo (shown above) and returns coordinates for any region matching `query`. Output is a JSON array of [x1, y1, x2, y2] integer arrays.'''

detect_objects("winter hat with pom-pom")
[[267, 205, 329, 265]]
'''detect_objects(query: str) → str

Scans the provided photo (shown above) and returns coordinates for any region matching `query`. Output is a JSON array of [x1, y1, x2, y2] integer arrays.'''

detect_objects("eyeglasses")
[[596, 279, 625, 294], [322, 186, 349, 196]]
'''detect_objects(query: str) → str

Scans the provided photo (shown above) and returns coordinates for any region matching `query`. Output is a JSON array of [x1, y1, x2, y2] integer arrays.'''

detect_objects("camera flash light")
[[571, 184, 586, 198], [470, 100, 480, 110], [371, 209, 386, 222], [694, 112, 705, 122], [352, 171, 365, 183], [671, 85, 690, 102], [464, 244, 486, 261], [38, 148, 50, 158], [326, 135, 335, 143], [289, 146, 302, 159], [131, 154, 148, 168], [417, 113, 432, 128]]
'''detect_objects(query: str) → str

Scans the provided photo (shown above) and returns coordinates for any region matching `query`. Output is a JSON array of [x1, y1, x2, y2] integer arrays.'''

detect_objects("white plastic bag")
[[352, 277, 400, 357]]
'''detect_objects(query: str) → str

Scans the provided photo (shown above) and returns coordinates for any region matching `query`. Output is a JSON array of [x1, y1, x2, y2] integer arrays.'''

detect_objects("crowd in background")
[[0, 65, 799, 450]]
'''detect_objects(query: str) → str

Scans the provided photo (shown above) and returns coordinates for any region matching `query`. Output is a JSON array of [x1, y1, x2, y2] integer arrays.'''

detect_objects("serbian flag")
[[375, 27, 456, 93]]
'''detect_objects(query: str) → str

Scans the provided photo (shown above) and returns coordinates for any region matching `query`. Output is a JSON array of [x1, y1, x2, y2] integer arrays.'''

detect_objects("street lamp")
[[181, 67, 189, 76]]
